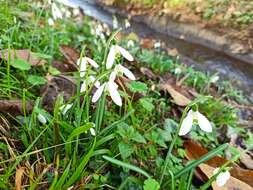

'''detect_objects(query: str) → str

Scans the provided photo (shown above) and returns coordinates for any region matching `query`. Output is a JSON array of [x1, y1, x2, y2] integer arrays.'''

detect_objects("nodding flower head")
[[109, 64, 136, 81], [92, 79, 122, 106], [106, 45, 134, 70], [37, 113, 47, 125], [179, 109, 212, 136], [213, 168, 230, 187], [77, 57, 99, 77], [80, 75, 101, 93], [51, 3, 63, 20]]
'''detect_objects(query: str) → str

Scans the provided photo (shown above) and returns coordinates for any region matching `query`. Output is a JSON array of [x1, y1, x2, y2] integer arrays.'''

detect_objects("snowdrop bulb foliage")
[[213, 168, 230, 187], [179, 109, 212, 136], [106, 45, 134, 69], [92, 80, 122, 106], [37, 114, 47, 125], [109, 64, 136, 81]]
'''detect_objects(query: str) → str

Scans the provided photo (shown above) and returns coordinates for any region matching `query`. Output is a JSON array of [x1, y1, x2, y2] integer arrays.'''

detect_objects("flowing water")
[[61, 0, 253, 100]]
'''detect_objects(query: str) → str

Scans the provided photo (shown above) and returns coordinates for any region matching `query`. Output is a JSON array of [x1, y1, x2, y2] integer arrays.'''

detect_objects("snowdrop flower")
[[106, 45, 134, 69], [174, 67, 182, 75], [112, 16, 119, 29], [210, 75, 220, 83], [109, 64, 136, 81], [77, 57, 99, 77], [48, 18, 54, 26], [90, 128, 96, 136], [92, 80, 122, 106], [37, 114, 47, 125], [60, 103, 73, 115], [127, 40, 135, 48], [125, 19, 131, 29], [73, 8, 80, 16], [179, 109, 212, 136], [154, 41, 161, 49], [213, 168, 231, 187], [80, 75, 101, 93], [52, 3, 63, 20]]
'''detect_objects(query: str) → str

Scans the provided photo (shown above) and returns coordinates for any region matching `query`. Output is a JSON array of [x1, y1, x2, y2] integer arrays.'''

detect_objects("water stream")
[[61, 0, 253, 100]]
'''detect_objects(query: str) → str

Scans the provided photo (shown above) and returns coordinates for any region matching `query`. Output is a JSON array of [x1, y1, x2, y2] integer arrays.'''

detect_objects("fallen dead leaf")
[[59, 45, 79, 71], [15, 167, 25, 190], [167, 48, 179, 57], [184, 140, 253, 187], [199, 163, 253, 190], [140, 67, 156, 79], [0, 100, 33, 116], [140, 38, 155, 49], [41, 75, 76, 112], [0, 49, 47, 66], [160, 83, 191, 106]]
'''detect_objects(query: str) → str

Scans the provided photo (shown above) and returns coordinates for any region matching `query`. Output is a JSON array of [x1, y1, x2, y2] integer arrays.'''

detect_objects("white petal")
[[48, 18, 54, 26], [37, 114, 47, 124], [80, 81, 87, 93], [179, 111, 194, 136], [115, 45, 134, 62], [61, 103, 73, 115], [216, 171, 230, 187], [108, 81, 122, 106], [118, 64, 136, 80], [90, 128, 96, 136], [109, 71, 117, 82], [106, 46, 116, 69], [92, 83, 105, 103], [85, 57, 99, 68], [89, 76, 100, 88], [197, 112, 212, 133]]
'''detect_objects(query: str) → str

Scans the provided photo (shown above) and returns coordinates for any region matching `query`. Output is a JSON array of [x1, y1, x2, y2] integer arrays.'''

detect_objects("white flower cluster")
[[77, 44, 135, 106]]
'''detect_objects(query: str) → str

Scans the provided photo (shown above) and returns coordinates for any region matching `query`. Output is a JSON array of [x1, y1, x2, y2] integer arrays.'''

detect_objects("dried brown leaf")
[[59, 45, 79, 71], [15, 167, 25, 190], [0, 49, 47, 66], [0, 100, 33, 115], [160, 83, 191, 106], [184, 140, 253, 187], [199, 164, 253, 190]]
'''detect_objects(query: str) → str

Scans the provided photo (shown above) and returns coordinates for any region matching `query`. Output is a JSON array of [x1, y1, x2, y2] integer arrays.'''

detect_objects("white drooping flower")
[[60, 103, 73, 115], [154, 41, 161, 49], [106, 45, 134, 69], [113, 16, 119, 29], [92, 80, 122, 106], [125, 19, 131, 29], [179, 109, 212, 136], [210, 75, 220, 83], [77, 57, 99, 77], [80, 75, 101, 93], [48, 18, 54, 26], [174, 67, 182, 75], [127, 40, 135, 48], [109, 64, 136, 81], [37, 114, 47, 124], [213, 168, 231, 187], [52, 3, 63, 20], [90, 128, 96, 136]]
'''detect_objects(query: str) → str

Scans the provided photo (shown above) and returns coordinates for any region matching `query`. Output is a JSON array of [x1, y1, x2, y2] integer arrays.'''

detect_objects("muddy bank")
[[95, 0, 253, 66]]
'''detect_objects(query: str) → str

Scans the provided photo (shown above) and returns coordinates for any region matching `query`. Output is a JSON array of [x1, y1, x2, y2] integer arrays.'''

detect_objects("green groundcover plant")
[[0, 1, 247, 189]]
